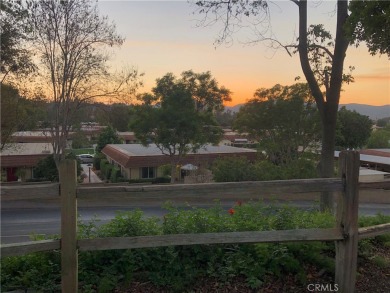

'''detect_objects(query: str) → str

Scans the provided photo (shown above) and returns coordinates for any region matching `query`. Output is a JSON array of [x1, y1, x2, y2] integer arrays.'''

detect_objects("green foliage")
[[70, 148, 95, 155], [71, 131, 92, 149], [233, 83, 321, 165], [130, 71, 229, 182], [211, 156, 257, 182], [110, 166, 121, 183], [1, 84, 47, 149], [93, 152, 106, 170], [0, 1, 36, 81], [282, 157, 318, 179], [128, 177, 171, 184], [376, 117, 390, 128], [347, 0, 390, 56], [96, 126, 122, 153], [97, 103, 134, 132], [367, 129, 390, 149], [1, 251, 61, 292], [33, 155, 58, 181], [212, 156, 318, 182], [215, 109, 236, 127], [158, 164, 172, 177], [335, 107, 373, 149], [2, 205, 389, 293], [99, 159, 112, 180]]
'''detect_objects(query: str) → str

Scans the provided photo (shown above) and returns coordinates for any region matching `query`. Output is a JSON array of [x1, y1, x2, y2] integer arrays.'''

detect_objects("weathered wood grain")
[[1, 240, 60, 257], [358, 223, 390, 240], [1, 183, 60, 199], [77, 178, 343, 201], [359, 181, 390, 190], [335, 151, 360, 293], [60, 160, 78, 293], [78, 228, 343, 251]]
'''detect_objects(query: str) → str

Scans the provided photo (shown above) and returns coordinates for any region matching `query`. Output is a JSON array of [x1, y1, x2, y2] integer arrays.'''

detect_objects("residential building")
[[102, 144, 257, 180], [1, 143, 53, 182]]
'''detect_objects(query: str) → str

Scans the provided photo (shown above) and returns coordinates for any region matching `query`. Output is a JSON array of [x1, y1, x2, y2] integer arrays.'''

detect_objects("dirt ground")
[[115, 242, 390, 293]]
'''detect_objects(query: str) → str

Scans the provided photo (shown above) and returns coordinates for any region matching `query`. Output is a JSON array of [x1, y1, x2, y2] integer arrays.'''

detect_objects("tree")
[[27, 0, 142, 169], [215, 109, 236, 128], [212, 156, 258, 182], [95, 103, 134, 132], [0, 0, 36, 83], [194, 0, 354, 210], [367, 128, 390, 149], [71, 130, 92, 149], [234, 83, 321, 165], [335, 107, 373, 149], [376, 117, 390, 128], [130, 71, 229, 182], [346, 0, 390, 56], [34, 153, 82, 181], [212, 156, 318, 182], [96, 126, 122, 153], [0, 83, 47, 150]]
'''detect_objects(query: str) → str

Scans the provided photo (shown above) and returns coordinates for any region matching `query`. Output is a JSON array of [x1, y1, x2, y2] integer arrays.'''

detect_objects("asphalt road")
[[2, 200, 390, 244]]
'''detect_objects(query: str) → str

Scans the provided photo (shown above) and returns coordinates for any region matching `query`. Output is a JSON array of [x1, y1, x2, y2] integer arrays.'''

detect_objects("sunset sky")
[[98, 0, 389, 106]]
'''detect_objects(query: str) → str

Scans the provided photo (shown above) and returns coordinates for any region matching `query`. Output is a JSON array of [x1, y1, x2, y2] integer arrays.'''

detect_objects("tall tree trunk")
[[297, 0, 349, 211], [319, 103, 338, 211]]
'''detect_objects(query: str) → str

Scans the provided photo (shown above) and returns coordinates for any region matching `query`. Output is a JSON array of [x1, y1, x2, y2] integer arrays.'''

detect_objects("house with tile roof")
[[1, 143, 53, 181], [102, 144, 258, 181]]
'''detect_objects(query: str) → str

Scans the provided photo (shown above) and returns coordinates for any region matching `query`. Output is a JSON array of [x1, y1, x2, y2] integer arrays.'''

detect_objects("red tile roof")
[[1, 154, 51, 167]]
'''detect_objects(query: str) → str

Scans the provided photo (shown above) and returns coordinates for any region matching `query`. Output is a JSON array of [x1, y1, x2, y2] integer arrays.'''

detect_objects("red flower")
[[228, 208, 235, 215], [236, 200, 243, 206]]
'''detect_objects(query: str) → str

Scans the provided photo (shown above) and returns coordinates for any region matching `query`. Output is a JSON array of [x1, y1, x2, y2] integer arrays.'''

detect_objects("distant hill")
[[225, 103, 389, 120], [225, 104, 244, 113], [339, 104, 389, 120]]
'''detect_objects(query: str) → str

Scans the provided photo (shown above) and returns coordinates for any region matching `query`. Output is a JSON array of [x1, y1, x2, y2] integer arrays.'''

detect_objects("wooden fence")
[[2, 151, 390, 293]]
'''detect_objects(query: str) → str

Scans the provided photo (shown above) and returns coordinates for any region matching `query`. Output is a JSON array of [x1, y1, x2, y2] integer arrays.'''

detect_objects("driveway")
[[81, 163, 102, 183]]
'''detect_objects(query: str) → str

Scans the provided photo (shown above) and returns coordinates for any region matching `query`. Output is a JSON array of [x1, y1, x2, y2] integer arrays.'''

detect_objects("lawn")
[[68, 148, 95, 155]]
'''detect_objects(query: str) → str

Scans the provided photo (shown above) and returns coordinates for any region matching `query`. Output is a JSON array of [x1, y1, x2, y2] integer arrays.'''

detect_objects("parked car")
[[76, 154, 94, 164]]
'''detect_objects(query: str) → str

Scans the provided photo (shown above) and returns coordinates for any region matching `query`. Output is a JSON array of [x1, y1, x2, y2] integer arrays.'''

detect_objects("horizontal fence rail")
[[78, 228, 344, 252], [76, 178, 344, 202], [1, 240, 60, 257], [358, 223, 390, 240], [1, 180, 388, 201], [359, 181, 390, 190], [3, 224, 390, 258], [1, 183, 60, 199]]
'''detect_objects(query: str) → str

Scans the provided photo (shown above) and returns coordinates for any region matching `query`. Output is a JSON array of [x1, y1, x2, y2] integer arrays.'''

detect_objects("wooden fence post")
[[60, 160, 78, 292], [335, 151, 360, 293]]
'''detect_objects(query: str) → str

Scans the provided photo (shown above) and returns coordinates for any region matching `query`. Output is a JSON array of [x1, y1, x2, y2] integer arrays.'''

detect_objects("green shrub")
[[212, 157, 318, 182], [152, 177, 171, 184], [99, 159, 111, 180], [282, 158, 318, 179], [1, 252, 61, 292], [33, 154, 82, 182], [104, 164, 113, 180], [212, 156, 257, 182], [110, 166, 121, 183], [128, 177, 171, 184], [93, 153, 106, 170]]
